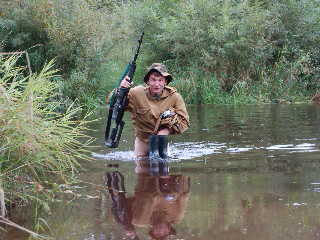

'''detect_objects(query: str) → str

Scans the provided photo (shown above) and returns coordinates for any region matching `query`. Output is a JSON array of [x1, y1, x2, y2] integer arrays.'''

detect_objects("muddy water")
[[7, 104, 320, 239]]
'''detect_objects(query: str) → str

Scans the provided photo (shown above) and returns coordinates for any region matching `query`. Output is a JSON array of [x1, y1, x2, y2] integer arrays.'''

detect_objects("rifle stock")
[[104, 31, 144, 148]]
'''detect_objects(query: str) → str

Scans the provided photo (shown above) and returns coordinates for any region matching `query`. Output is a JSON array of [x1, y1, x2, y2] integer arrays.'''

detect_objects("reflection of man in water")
[[106, 160, 190, 240]]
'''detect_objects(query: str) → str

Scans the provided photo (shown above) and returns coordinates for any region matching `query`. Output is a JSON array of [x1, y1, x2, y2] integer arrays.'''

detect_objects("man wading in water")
[[118, 63, 189, 159]]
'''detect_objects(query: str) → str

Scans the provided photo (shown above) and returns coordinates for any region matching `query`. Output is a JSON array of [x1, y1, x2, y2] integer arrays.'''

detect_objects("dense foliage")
[[0, 0, 319, 105], [122, 0, 320, 103]]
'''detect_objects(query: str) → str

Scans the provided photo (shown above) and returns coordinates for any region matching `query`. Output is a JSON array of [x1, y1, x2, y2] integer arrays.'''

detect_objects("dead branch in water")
[[0, 187, 5, 218], [0, 217, 51, 240]]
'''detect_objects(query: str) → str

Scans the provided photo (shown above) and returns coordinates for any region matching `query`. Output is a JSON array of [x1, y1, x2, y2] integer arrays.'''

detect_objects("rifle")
[[104, 31, 144, 148]]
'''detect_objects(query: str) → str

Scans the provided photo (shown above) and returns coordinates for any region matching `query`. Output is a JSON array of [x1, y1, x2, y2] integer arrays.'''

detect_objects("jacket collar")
[[144, 86, 176, 101]]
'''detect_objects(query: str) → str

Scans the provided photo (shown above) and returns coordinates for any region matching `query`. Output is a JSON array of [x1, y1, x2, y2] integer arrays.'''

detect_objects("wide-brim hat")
[[143, 63, 173, 84]]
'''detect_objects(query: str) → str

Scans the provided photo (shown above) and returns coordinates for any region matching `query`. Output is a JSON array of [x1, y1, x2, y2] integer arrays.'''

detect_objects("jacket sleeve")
[[173, 93, 189, 133], [124, 88, 136, 112]]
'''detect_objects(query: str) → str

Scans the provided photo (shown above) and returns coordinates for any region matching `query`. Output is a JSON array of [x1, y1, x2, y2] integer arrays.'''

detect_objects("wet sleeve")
[[172, 93, 190, 133]]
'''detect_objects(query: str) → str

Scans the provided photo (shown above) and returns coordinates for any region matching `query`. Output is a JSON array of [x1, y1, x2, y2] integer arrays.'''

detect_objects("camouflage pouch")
[[159, 113, 181, 134]]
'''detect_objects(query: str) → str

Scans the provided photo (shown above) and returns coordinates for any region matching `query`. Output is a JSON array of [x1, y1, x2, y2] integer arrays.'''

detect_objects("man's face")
[[147, 72, 167, 96]]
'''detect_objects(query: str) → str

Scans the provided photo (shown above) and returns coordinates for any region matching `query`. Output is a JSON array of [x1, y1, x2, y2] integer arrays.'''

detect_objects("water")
[[5, 103, 320, 239]]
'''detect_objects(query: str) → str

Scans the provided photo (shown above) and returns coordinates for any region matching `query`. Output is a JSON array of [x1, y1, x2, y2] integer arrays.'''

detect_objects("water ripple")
[[92, 151, 136, 161], [169, 141, 223, 160], [92, 141, 319, 161], [266, 143, 318, 152]]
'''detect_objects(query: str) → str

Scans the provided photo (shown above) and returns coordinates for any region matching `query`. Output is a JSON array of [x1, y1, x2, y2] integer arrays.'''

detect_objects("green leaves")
[[1, 0, 319, 106], [0, 55, 93, 215], [117, 0, 320, 103]]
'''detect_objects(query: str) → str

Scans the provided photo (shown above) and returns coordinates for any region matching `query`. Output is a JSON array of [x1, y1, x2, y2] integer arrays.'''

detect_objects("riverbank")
[[0, 55, 93, 238]]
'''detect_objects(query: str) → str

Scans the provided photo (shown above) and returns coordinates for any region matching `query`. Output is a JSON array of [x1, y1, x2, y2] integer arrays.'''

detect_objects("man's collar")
[[144, 86, 177, 101]]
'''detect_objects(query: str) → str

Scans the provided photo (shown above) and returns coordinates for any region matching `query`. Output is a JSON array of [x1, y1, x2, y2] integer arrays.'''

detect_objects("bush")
[[1, 0, 319, 106], [116, 0, 320, 103], [0, 0, 122, 108]]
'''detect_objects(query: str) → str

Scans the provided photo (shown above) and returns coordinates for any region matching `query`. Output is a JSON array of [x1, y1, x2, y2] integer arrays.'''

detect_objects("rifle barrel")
[[104, 30, 144, 148], [131, 31, 144, 63]]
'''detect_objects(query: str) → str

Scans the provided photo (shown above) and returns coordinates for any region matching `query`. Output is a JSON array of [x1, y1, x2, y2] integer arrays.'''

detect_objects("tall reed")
[[0, 54, 93, 236]]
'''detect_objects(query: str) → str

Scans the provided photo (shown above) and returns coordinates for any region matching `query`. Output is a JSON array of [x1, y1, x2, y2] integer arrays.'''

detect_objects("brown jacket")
[[125, 85, 189, 142]]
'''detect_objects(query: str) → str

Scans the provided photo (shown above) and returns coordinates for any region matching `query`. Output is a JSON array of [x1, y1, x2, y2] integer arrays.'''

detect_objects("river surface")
[[6, 103, 320, 240]]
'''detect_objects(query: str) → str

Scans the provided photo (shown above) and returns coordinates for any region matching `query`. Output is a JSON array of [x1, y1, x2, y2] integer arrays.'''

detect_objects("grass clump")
[[0, 54, 93, 236]]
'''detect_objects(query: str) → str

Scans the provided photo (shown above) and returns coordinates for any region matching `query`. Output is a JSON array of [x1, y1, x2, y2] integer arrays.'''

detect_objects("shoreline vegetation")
[[0, 0, 319, 108], [0, 0, 319, 237], [0, 55, 93, 238]]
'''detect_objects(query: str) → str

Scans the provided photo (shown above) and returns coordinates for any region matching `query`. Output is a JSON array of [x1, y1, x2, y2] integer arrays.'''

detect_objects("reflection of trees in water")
[[182, 170, 320, 240], [103, 161, 190, 240], [189, 104, 320, 146], [178, 152, 318, 175]]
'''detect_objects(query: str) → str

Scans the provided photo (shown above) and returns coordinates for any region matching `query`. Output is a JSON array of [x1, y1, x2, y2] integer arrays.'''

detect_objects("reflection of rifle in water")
[[104, 31, 144, 148], [106, 172, 139, 240]]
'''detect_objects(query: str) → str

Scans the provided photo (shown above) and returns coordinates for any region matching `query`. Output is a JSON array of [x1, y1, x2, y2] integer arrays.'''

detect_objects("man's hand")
[[119, 76, 131, 88]]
